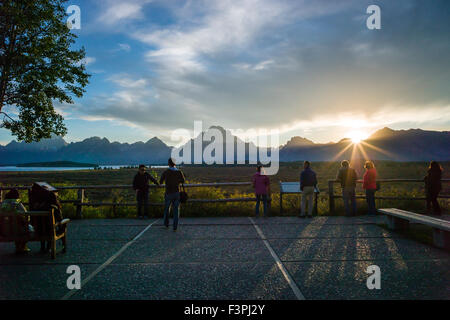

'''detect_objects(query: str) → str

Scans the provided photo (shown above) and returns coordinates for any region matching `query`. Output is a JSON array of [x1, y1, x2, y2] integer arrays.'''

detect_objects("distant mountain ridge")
[[0, 135, 171, 165], [0, 127, 449, 165], [280, 127, 450, 161]]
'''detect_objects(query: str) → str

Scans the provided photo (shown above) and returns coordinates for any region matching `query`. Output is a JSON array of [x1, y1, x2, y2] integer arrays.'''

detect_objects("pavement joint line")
[[61, 219, 159, 300], [249, 217, 306, 300]]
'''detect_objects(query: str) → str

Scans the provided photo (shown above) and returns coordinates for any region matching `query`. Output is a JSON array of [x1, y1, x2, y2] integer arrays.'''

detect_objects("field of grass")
[[0, 161, 449, 219]]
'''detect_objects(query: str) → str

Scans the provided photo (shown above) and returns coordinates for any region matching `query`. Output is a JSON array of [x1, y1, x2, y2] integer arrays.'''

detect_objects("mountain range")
[[0, 127, 448, 165]]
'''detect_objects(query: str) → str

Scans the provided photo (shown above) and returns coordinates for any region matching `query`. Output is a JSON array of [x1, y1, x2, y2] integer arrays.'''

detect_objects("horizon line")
[[1, 126, 449, 148]]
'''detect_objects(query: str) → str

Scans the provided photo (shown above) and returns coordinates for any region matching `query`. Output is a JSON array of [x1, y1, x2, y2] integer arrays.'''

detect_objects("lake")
[[0, 165, 168, 172]]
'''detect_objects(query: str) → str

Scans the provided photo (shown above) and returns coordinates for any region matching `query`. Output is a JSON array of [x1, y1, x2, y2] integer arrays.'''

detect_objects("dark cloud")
[[80, 0, 450, 142]]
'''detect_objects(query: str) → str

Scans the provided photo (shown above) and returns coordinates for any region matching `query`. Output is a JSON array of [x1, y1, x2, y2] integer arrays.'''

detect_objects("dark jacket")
[[336, 167, 357, 188], [133, 172, 158, 192], [300, 167, 317, 190], [425, 169, 442, 193], [159, 167, 185, 194], [29, 184, 63, 236]]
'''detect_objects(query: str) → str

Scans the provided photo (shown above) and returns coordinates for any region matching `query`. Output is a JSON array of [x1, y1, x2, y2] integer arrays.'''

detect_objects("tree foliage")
[[0, 0, 89, 142]]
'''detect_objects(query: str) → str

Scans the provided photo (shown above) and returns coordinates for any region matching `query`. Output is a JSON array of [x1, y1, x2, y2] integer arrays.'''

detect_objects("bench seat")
[[378, 208, 450, 251], [0, 208, 70, 259]]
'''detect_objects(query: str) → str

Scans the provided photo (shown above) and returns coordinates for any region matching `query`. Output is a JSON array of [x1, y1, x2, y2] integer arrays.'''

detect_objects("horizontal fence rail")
[[0, 182, 253, 191], [1, 179, 449, 218], [0, 182, 260, 218], [328, 179, 450, 214]]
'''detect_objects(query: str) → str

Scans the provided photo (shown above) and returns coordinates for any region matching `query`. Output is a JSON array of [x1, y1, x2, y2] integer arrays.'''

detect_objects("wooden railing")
[[0, 182, 256, 219], [328, 179, 450, 214], [1, 179, 449, 218]]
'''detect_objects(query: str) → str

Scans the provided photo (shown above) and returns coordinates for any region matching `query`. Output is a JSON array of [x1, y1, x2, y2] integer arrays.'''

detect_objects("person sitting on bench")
[[1, 189, 34, 253], [29, 182, 63, 253]]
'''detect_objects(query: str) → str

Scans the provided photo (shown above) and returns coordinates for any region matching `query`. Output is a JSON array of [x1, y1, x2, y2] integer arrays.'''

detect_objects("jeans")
[[136, 190, 149, 217], [163, 192, 180, 229], [365, 189, 376, 215], [301, 186, 315, 216], [342, 187, 356, 216], [255, 194, 268, 217]]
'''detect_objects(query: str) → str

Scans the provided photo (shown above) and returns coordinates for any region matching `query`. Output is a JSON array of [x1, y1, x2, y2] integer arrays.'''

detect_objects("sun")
[[346, 130, 368, 144]]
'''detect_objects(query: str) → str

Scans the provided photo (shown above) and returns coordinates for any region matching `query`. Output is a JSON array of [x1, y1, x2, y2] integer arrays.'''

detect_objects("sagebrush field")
[[1, 160, 448, 219]]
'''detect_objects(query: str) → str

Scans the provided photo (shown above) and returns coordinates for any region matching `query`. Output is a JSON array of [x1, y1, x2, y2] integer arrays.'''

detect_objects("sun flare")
[[347, 130, 368, 144]]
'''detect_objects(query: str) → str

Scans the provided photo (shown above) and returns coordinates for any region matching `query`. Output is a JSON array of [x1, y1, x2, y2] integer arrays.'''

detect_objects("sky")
[[1, 0, 450, 146]]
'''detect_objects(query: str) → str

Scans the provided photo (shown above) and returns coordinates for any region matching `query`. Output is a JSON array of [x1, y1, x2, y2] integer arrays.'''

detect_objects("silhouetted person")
[[1, 189, 32, 253], [300, 161, 317, 218], [252, 165, 270, 217], [133, 165, 159, 219], [425, 161, 443, 215], [363, 160, 377, 215], [159, 158, 185, 231], [336, 160, 357, 216], [29, 182, 63, 253]]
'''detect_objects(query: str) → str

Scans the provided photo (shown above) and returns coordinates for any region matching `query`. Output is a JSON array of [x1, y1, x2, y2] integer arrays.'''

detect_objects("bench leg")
[[387, 216, 409, 231], [40, 241, 46, 253], [433, 229, 450, 251], [62, 235, 67, 253], [51, 240, 56, 259]]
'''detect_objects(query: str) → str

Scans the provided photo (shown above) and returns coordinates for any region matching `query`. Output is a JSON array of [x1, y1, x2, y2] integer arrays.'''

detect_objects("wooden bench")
[[0, 205, 70, 259], [279, 182, 320, 215], [378, 208, 450, 251]]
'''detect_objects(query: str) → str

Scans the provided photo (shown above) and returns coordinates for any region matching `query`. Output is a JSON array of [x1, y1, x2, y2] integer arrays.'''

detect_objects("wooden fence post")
[[328, 181, 335, 214], [76, 188, 85, 219], [112, 195, 117, 217], [279, 192, 283, 214]]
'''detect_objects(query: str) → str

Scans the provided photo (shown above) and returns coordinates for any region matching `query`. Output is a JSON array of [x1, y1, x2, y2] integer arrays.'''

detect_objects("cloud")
[[118, 43, 131, 52], [132, 0, 294, 73], [107, 74, 147, 88], [97, 0, 152, 25], [110, 43, 132, 53], [233, 60, 274, 71], [76, 0, 450, 144], [79, 56, 96, 66]]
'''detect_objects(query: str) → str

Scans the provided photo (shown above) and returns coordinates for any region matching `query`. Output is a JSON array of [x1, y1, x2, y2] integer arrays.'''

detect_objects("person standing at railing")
[[159, 158, 186, 231], [363, 161, 377, 216], [425, 161, 443, 215], [300, 161, 317, 218], [336, 160, 358, 216], [252, 165, 270, 217], [133, 165, 159, 219]]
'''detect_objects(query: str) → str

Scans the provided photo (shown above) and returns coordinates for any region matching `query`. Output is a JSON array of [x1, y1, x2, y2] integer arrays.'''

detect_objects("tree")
[[0, 0, 89, 142]]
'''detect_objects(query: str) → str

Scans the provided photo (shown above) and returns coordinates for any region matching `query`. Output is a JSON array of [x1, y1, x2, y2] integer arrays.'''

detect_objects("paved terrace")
[[0, 216, 449, 300]]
